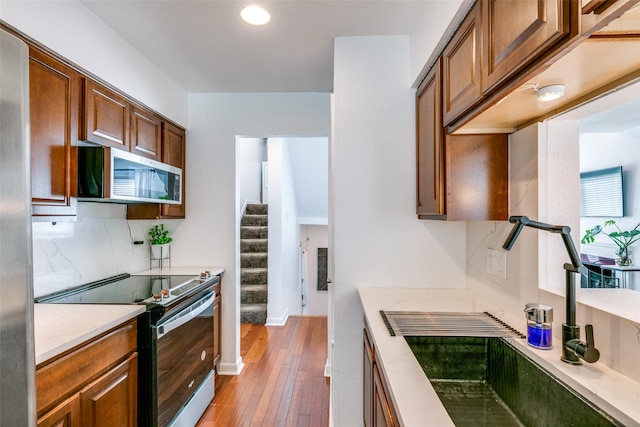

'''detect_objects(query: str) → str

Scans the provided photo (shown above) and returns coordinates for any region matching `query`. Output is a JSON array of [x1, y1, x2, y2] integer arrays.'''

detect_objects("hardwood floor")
[[197, 316, 330, 426]]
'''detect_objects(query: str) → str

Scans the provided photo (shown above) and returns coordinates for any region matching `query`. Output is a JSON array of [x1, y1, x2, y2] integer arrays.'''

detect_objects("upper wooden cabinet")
[[82, 78, 129, 151], [29, 47, 79, 220], [130, 105, 161, 161], [439, 0, 581, 128], [160, 122, 186, 218], [443, 134, 509, 221], [442, 1, 483, 126], [127, 121, 186, 219], [482, 0, 573, 93], [416, 60, 445, 219], [418, 56, 508, 221]]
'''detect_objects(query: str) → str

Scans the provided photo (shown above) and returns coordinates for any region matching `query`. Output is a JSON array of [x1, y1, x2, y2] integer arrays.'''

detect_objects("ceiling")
[[79, 0, 432, 93]]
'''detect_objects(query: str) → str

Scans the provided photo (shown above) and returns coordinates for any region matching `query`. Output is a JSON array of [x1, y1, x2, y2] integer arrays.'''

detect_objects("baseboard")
[[324, 358, 331, 377], [266, 309, 289, 326], [217, 357, 245, 375]]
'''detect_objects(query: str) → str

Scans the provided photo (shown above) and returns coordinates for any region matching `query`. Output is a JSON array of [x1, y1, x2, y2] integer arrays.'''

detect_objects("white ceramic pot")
[[151, 243, 170, 260]]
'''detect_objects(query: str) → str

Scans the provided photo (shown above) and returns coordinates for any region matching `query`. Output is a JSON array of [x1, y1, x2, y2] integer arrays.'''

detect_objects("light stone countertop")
[[34, 266, 225, 366], [34, 304, 145, 365], [358, 287, 640, 427]]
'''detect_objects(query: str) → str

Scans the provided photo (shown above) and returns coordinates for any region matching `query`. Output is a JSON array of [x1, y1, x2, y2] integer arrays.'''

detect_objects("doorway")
[[237, 136, 329, 325]]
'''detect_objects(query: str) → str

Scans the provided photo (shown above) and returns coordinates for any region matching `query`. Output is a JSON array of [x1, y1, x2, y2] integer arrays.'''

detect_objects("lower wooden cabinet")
[[37, 394, 80, 427], [363, 325, 398, 427], [363, 328, 375, 426], [79, 354, 137, 427], [213, 280, 222, 370], [36, 320, 138, 427]]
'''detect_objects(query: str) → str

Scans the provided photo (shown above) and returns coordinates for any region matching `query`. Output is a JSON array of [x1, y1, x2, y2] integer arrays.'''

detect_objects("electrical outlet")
[[487, 249, 507, 279], [132, 241, 145, 254]]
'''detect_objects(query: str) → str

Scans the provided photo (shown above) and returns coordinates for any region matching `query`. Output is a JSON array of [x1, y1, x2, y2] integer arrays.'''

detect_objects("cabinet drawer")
[[36, 320, 137, 415]]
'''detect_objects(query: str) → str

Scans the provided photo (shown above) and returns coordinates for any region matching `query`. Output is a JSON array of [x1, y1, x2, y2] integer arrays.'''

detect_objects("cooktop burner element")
[[34, 273, 215, 307]]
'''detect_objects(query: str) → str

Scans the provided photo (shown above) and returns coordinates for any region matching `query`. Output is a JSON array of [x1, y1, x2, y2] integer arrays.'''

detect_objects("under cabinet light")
[[536, 84, 565, 102]]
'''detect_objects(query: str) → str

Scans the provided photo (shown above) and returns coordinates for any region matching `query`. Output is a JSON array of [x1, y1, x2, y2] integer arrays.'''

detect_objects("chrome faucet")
[[502, 216, 600, 365]]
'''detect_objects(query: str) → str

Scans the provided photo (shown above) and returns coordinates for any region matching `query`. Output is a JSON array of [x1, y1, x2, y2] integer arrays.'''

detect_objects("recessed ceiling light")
[[536, 84, 565, 102], [241, 5, 270, 26]]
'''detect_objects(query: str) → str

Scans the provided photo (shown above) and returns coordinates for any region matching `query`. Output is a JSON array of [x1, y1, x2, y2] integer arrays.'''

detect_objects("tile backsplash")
[[32, 203, 178, 297]]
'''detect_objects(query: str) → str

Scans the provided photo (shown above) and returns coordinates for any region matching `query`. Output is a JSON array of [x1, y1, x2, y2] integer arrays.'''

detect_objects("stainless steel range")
[[35, 272, 220, 427]]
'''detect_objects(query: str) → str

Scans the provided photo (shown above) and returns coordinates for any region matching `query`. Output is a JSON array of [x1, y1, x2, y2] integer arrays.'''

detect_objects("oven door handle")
[[156, 292, 215, 340]]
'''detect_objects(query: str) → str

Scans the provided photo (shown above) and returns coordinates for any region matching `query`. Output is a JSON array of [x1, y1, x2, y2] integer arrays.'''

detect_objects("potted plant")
[[581, 220, 640, 266], [149, 224, 172, 259]]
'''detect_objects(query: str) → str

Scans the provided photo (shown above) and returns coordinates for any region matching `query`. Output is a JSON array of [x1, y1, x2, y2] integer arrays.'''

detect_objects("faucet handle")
[[579, 324, 601, 363]]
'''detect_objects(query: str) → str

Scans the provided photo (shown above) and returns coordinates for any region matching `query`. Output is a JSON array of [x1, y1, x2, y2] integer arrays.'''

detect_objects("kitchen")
[[2, 1, 640, 426]]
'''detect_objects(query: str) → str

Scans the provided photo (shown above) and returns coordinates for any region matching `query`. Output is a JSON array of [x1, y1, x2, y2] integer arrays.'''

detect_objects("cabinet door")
[[363, 328, 375, 427], [416, 60, 445, 219], [29, 48, 78, 220], [445, 133, 509, 221], [80, 353, 138, 427], [373, 366, 397, 427], [37, 394, 80, 427], [130, 106, 161, 160], [161, 122, 186, 218], [82, 79, 129, 150], [483, 0, 573, 92], [442, 1, 483, 126], [213, 293, 222, 369], [126, 121, 186, 220]]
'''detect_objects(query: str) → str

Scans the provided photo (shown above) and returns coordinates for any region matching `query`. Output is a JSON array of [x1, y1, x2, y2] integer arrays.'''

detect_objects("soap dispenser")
[[524, 303, 553, 349]]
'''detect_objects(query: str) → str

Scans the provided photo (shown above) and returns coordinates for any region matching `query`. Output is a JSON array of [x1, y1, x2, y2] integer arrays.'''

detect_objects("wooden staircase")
[[240, 203, 268, 324]]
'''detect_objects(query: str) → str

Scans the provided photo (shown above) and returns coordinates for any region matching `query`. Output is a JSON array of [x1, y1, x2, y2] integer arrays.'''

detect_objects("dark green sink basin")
[[405, 336, 623, 427]]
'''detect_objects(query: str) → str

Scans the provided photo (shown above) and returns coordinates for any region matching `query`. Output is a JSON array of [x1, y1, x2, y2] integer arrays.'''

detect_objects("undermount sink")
[[406, 336, 623, 427]]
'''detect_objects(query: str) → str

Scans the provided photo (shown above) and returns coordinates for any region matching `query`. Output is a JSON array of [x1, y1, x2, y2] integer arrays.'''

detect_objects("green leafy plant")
[[148, 224, 172, 245], [581, 220, 640, 255]]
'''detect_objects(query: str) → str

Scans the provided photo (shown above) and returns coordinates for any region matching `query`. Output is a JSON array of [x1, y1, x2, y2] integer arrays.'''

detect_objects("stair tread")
[[242, 284, 267, 288], [241, 304, 267, 311]]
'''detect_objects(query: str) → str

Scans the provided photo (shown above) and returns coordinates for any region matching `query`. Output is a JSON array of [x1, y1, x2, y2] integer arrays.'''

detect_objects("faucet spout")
[[502, 216, 600, 365]]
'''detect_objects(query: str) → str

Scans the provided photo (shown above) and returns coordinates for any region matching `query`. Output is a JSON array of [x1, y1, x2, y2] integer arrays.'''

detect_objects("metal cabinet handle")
[[156, 292, 215, 340]]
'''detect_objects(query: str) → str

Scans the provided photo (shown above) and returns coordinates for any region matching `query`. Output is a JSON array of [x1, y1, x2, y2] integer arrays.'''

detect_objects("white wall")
[[238, 137, 266, 211], [331, 35, 466, 426], [409, 0, 465, 84], [0, 1, 188, 297], [301, 225, 329, 316], [466, 124, 541, 315], [287, 137, 329, 224], [467, 117, 640, 385], [0, 0, 188, 125], [32, 203, 176, 297], [185, 93, 330, 375], [266, 138, 302, 324]]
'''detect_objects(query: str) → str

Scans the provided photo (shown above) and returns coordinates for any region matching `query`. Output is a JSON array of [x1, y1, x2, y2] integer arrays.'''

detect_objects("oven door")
[[153, 291, 215, 427]]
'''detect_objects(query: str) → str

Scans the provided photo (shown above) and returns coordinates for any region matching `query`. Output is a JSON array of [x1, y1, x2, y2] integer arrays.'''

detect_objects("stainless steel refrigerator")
[[0, 27, 36, 426]]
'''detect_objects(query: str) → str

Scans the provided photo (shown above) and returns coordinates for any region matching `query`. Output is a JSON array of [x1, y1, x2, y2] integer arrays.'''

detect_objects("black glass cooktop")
[[34, 274, 211, 305]]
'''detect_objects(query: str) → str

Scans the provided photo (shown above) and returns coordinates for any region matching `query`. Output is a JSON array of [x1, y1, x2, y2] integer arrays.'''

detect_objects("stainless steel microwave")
[[78, 146, 182, 204]]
